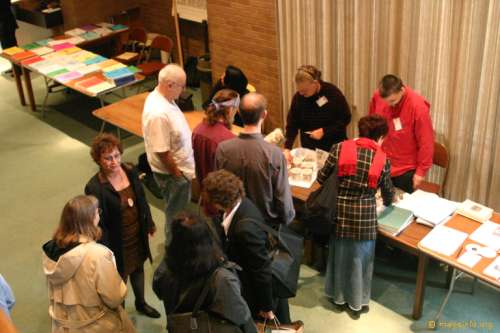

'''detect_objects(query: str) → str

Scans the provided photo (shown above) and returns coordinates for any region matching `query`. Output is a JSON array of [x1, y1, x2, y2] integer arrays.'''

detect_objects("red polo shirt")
[[369, 86, 434, 177]]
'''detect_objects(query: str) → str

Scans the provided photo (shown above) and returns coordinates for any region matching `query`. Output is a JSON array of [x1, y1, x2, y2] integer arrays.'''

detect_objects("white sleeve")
[[145, 116, 172, 153]]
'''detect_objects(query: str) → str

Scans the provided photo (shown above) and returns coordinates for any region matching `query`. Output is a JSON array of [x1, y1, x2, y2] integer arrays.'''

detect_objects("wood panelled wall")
[[61, 0, 137, 29]]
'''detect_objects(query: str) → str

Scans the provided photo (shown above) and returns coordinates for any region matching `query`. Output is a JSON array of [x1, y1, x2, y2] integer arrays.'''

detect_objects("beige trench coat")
[[42, 241, 136, 333]]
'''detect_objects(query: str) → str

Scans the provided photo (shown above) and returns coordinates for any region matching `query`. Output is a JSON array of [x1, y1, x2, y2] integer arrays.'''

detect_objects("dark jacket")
[[84, 163, 155, 276], [285, 80, 351, 152], [153, 260, 257, 333], [224, 198, 273, 315]]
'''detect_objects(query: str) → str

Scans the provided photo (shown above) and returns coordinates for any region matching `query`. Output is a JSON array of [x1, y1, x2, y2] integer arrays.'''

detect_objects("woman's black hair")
[[224, 65, 248, 96], [166, 213, 223, 281]]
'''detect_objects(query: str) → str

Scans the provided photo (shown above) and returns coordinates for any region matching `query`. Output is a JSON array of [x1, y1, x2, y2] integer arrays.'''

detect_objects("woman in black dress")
[[85, 133, 160, 318]]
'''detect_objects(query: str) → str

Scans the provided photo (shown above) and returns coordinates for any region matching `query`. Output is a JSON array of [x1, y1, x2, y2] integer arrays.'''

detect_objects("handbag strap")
[[171, 267, 219, 316]]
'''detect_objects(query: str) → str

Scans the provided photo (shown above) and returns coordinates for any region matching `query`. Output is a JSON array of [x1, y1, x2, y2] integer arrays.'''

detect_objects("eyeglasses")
[[168, 80, 186, 90], [102, 152, 121, 162]]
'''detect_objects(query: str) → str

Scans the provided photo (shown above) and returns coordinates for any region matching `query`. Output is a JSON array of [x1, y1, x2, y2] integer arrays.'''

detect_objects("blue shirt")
[[0, 274, 15, 316]]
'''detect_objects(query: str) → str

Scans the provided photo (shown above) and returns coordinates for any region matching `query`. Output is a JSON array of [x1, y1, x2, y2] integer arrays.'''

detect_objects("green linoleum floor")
[[0, 73, 498, 333]]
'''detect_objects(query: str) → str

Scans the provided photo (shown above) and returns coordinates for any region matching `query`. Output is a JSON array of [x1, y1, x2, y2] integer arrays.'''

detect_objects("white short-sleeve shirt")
[[142, 89, 195, 178]]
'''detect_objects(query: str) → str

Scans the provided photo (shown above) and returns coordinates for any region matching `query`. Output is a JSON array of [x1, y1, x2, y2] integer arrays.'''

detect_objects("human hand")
[[173, 168, 183, 178], [258, 310, 275, 320], [308, 128, 324, 140], [413, 174, 424, 189], [283, 149, 292, 165]]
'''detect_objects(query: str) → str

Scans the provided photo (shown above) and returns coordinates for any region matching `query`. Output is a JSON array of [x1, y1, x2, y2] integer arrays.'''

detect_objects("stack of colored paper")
[[55, 71, 83, 83], [104, 67, 135, 86], [32, 47, 54, 56], [11, 51, 37, 61], [21, 43, 40, 50], [2, 46, 25, 56]]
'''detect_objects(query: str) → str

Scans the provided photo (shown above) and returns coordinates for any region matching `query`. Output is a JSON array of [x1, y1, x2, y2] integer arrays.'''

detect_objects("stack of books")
[[378, 205, 414, 236]]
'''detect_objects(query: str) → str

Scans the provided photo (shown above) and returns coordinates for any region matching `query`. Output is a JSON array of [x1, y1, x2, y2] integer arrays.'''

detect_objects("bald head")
[[157, 64, 186, 101], [239, 92, 268, 125]]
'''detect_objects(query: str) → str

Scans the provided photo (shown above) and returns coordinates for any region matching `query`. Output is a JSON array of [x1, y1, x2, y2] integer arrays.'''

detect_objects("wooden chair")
[[136, 35, 174, 91], [418, 142, 449, 196], [114, 27, 148, 65]]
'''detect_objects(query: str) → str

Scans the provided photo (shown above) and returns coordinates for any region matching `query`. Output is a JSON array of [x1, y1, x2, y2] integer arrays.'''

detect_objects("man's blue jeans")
[[153, 172, 192, 243]]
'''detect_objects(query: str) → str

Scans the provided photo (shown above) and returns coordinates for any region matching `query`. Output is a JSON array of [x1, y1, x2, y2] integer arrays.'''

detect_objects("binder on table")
[[378, 205, 414, 236]]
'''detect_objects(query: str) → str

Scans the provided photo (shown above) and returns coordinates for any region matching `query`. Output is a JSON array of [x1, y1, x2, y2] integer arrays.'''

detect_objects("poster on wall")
[[172, 0, 207, 23]]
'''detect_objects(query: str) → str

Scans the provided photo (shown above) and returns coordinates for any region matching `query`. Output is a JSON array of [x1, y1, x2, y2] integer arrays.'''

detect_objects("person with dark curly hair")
[[202, 170, 292, 324], [84, 133, 160, 318]]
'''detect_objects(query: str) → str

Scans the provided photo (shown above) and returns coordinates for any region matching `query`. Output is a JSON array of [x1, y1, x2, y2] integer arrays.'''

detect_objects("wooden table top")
[[418, 213, 500, 288], [92, 92, 244, 137]]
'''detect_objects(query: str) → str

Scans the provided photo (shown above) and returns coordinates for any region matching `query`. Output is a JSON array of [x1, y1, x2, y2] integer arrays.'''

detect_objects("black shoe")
[[360, 305, 370, 314], [346, 306, 361, 320], [135, 301, 161, 318]]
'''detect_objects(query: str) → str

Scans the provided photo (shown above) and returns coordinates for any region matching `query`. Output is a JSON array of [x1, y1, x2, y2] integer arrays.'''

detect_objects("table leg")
[[12, 63, 26, 106], [413, 252, 428, 320], [21, 66, 36, 112]]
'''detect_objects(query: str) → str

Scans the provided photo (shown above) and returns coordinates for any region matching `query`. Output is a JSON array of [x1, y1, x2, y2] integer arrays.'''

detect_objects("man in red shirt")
[[369, 74, 434, 193]]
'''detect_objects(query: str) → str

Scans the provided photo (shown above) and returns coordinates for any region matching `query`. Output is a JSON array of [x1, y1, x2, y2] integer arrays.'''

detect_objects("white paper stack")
[[76, 64, 101, 76], [483, 256, 500, 281], [65, 28, 86, 36], [396, 190, 458, 227], [469, 221, 500, 251], [87, 81, 116, 95], [420, 225, 468, 256]]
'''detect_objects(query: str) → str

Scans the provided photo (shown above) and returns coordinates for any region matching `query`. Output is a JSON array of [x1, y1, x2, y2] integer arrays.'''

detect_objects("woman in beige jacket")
[[42, 195, 136, 333]]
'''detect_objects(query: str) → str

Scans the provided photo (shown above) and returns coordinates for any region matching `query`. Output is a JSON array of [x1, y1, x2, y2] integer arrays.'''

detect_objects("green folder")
[[378, 205, 414, 236]]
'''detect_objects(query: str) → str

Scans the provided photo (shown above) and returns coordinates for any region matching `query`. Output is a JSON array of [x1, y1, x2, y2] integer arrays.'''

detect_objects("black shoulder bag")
[[243, 219, 304, 299], [304, 165, 339, 235], [167, 269, 243, 333]]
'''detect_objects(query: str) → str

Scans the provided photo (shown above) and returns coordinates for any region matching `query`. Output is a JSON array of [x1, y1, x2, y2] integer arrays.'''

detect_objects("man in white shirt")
[[142, 64, 195, 242]]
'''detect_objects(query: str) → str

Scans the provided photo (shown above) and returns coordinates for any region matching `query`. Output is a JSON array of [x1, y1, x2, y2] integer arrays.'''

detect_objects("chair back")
[[150, 35, 174, 53], [433, 142, 449, 169], [417, 141, 448, 196], [129, 27, 148, 44]]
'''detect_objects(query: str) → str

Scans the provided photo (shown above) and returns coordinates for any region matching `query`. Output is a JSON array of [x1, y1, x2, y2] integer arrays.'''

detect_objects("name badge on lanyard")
[[316, 96, 328, 108], [393, 117, 403, 131]]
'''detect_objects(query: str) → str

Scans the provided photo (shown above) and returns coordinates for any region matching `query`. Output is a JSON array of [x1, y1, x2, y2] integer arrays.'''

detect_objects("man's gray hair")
[[158, 63, 186, 84]]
